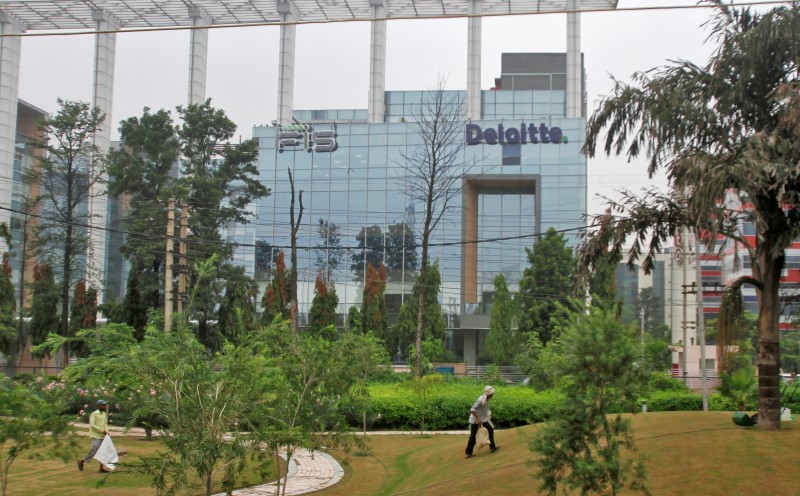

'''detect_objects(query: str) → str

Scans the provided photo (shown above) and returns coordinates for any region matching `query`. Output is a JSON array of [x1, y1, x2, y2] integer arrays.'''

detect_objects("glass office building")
[[234, 53, 587, 364]]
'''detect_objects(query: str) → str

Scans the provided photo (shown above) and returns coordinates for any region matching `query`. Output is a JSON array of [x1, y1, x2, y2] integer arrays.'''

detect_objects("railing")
[[466, 365, 527, 384], [671, 369, 721, 390]]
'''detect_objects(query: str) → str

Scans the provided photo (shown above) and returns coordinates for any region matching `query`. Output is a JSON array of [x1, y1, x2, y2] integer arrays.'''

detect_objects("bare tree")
[[288, 169, 304, 338], [399, 77, 476, 377]]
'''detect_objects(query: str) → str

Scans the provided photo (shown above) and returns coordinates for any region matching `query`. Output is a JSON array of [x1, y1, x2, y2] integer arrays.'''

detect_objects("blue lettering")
[[505, 127, 520, 144], [528, 123, 539, 144], [497, 123, 504, 144], [538, 123, 550, 144], [521, 122, 528, 144], [484, 128, 498, 145], [549, 126, 562, 145], [466, 123, 483, 145]]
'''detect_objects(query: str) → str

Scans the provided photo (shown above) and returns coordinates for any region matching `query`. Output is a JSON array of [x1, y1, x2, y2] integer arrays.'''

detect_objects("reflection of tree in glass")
[[350, 225, 385, 281], [384, 223, 418, 281], [254, 240, 277, 282], [314, 219, 345, 283]]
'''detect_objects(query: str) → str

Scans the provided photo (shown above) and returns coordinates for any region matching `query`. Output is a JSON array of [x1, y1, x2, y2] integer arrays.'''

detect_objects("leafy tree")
[[217, 265, 259, 346], [515, 332, 566, 391], [580, 3, 800, 429], [68, 281, 97, 357], [350, 225, 384, 281], [384, 222, 418, 281], [307, 274, 339, 339], [347, 306, 362, 333], [28, 264, 59, 358], [339, 331, 390, 436], [393, 262, 446, 362], [361, 264, 388, 345], [518, 228, 576, 345], [107, 107, 179, 318], [314, 219, 345, 283], [0, 253, 15, 356], [641, 334, 671, 373], [530, 305, 649, 495], [485, 273, 518, 366], [400, 78, 475, 377], [264, 323, 357, 496], [0, 377, 77, 496], [168, 100, 268, 339], [261, 250, 290, 325], [635, 287, 664, 337], [30, 99, 106, 351]]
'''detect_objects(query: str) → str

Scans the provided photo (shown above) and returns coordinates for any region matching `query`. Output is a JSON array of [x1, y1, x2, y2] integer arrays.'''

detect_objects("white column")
[[368, 0, 387, 123], [566, 0, 582, 118], [0, 13, 24, 254], [88, 9, 118, 303], [277, 0, 297, 126], [188, 6, 210, 105], [466, 0, 481, 120]]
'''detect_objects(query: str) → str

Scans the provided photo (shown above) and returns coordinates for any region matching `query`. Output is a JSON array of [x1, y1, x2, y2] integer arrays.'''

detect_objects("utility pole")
[[695, 232, 708, 411], [177, 202, 188, 314], [165, 199, 175, 333]]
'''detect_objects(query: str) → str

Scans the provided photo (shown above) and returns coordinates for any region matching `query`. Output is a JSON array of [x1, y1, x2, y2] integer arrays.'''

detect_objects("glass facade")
[[233, 85, 586, 358]]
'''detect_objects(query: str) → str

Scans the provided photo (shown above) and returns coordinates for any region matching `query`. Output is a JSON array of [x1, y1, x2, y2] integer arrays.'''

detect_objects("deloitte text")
[[465, 122, 567, 145]]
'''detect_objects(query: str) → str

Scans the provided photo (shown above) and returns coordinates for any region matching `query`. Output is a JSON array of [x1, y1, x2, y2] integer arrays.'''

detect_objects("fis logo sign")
[[465, 122, 567, 145], [277, 123, 338, 153]]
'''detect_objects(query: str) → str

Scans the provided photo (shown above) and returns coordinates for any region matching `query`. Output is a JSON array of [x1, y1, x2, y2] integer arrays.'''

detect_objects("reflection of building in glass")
[[233, 53, 588, 364]]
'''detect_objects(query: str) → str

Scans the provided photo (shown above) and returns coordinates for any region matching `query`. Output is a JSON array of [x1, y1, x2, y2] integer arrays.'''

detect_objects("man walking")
[[465, 385, 499, 458], [77, 399, 109, 472]]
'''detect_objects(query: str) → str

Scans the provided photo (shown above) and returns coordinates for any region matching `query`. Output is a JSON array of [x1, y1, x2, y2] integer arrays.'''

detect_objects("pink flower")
[[149, 389, 156, 396], [79, 410, 85, 416]]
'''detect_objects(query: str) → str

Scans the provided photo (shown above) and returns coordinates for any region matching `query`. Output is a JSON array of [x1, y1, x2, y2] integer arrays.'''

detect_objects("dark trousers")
[[465, 422, 495, 455]]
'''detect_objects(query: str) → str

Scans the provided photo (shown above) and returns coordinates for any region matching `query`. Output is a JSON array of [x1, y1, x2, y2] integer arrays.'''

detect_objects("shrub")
[[645, 391, 702, 411], [647, 372, 690, 393]]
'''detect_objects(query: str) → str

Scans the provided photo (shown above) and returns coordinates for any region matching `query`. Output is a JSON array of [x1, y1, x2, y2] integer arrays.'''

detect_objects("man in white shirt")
[[465, 385, 499, 458]]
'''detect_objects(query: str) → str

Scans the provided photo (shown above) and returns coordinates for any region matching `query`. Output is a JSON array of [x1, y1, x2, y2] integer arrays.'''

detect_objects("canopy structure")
[[0, 0, 619, 30], [0, 0, 618, 304]]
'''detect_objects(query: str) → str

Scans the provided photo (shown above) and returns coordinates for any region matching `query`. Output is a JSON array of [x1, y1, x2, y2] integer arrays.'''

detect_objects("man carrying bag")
[[464, 385, 500, 459]]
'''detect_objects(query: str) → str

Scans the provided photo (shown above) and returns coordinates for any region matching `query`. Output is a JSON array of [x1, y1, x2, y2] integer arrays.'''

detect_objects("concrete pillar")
[[566, 0, 582, 118], [88, 9, 119, 303], [276, 0, 297, 126], [188, 6, 210, 106], [0, 12, 24, 254], [368, 0, 387, 123], [466, 0, 481, 120]]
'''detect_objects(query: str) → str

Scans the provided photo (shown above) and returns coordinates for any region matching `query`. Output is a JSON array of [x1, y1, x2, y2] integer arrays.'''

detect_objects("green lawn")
[[4, 437, 283, 496], [322, 412, 800, 496], [7, 412, 799, 495]]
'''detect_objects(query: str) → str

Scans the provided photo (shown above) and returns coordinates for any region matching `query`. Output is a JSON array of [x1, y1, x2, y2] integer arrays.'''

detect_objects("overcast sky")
[[16, 0, 773, 215]]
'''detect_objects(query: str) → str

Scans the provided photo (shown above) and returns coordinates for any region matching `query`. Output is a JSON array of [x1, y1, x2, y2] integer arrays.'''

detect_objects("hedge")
[[366, 383, 561, 430]]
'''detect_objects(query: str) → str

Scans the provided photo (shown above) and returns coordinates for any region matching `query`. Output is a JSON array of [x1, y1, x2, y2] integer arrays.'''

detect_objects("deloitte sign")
[[465, 122, 567, 145]]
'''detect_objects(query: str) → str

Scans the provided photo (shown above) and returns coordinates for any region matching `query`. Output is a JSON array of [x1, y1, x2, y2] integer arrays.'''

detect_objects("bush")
[[366, 382, 560, 430], [647, 372, 690, 393], [645, 391, 703, 411]]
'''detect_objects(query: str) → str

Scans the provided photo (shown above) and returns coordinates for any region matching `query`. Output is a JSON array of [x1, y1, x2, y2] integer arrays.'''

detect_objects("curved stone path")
[[212, 449, 344, 496]]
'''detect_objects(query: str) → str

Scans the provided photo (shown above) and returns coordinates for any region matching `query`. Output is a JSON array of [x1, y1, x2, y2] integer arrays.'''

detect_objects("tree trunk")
[[756, 250, 784, 430], [60, 229, 72, 368], [415, 235, 429, 378]]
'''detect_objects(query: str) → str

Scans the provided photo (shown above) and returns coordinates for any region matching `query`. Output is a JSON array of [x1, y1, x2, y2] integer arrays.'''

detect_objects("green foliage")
[[307, 273, 339, 339], [261, 250, 290, 325], [367, 382, 560, 430], [31, 99, 106, 340], [640, 334, 672, 373], [347, 305, 362, 333], [29, 264, 59, 357], [530, 305, 649, 495], [581, 3, 800, 428], [486, 274, 519, 366], [0, 254, 16, 356], [0, 376, 77, 496], [68, 281, 96, 357], [361, 264, 389, 348], [339, 331, 390, 434], [646, 391, 703, 412], [107, 107, 179, 322], [718, 365, 758, 411], [646, 372, 690, 393], [216, 265, 259, 347], [518, 228, 576, 345], [393, 262, 445, 361], [515, 332, 567, 391]]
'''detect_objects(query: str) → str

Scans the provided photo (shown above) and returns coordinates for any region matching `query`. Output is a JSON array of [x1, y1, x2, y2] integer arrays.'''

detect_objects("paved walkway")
[[76, 423, 468, 495]]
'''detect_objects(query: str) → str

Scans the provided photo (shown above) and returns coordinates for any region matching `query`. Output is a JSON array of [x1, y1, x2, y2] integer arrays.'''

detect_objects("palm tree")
[[579, 2, 800, 429]]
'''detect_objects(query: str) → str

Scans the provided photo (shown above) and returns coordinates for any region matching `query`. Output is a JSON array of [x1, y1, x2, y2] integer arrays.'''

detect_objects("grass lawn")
[[4, 437, 283, 496], [322, 412, 800, 495], [6, 412, 798, 495]]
